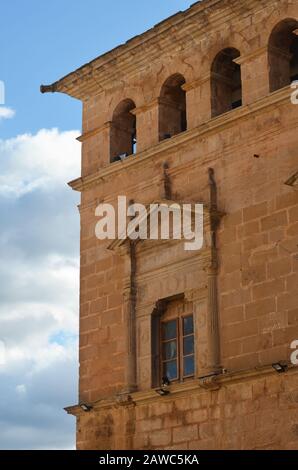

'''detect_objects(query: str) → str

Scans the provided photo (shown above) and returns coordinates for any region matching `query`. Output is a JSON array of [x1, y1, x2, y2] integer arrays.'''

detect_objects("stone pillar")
[[182, 73, 211, 128], [78, 121, 112, 176], [234, 46, 270, 105], [131, 99, 160, 153]]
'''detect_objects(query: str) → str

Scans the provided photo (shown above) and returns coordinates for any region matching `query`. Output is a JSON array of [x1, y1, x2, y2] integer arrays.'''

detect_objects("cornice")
[[68, 86, 292, 193], [41, 0, 274, 100], [65, 363, 298, 417]]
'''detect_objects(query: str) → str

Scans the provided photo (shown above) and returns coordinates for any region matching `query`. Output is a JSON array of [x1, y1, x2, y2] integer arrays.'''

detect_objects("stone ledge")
[[65, 363, 298, 417]]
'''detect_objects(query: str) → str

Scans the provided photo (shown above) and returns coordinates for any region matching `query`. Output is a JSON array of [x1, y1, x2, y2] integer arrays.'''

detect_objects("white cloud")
[[0, 128, 81, 449], [0, 107, 15, 121], [0, 128, 81, 197]]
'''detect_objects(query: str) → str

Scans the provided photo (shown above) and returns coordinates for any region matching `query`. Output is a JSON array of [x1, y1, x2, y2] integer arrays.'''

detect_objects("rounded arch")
[[159, 73, 186, 98], [110, 98, 137, 163], [112, 98, 136, 120], [268, 18, 298, 92], [210, 47, 242, 117], [159, 73, 187, 142]]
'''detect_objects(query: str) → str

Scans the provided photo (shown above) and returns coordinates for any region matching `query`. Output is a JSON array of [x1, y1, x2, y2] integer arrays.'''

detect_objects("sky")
[[0, 0, 194, 450]]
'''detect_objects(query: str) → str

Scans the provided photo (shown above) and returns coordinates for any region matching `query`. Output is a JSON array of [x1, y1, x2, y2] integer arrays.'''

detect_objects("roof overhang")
[[39, 0, 230, 100]]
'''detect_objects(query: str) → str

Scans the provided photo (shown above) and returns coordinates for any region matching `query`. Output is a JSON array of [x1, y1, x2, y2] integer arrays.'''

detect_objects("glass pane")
[[183, 335, 194, 356], [163, 340, 177, 360], [163, 360, 178, 381], [162, 320, 177, 341], [183, 355, 195, 377], [183, 316, 194, 335]]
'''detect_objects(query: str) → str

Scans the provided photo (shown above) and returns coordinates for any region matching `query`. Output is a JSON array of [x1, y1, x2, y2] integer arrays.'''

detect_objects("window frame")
[[160, 313, 195, 383]]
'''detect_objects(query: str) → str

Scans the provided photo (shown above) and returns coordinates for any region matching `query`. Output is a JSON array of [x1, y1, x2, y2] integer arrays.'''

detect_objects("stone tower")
[[42, 0, 298, 450]]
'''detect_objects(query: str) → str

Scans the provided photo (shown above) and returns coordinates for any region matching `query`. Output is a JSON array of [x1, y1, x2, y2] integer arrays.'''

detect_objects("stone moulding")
[[64, 364, 298, 417]]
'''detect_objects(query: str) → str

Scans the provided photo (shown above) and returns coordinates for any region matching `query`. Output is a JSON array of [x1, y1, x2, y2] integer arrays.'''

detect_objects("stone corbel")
[[115, 392, 134, 406], [198, 374, 221, 391]]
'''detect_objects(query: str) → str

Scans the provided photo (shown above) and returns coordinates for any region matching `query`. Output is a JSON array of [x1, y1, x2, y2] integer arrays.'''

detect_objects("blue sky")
[[0, 0, 195, 450], [1, 0, 193, 140]]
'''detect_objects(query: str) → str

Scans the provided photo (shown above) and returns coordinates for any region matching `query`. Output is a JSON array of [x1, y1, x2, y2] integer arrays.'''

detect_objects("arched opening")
[[211, 48, 242, 117], [110, 99, 136, 163], [269, 19, 298, 92], [159, 74, 187, 142]]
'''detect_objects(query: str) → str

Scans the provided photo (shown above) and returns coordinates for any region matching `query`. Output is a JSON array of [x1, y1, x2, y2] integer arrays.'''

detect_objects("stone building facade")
[[42, 0, 298, 450]]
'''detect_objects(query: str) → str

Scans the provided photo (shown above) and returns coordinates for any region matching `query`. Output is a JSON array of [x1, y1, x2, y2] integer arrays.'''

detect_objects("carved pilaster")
[[122, 240, 138, 394], [199, 374, 220, 391], [207, 168, 222, 375]]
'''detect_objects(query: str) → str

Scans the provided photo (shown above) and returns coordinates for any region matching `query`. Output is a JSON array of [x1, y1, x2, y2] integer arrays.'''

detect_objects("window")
[[211, 48, 242, 117], [159, 74, 187, 142], [269, 19, 298, 92], [110, 99, 136, 163], [161, 315, 195, 382]]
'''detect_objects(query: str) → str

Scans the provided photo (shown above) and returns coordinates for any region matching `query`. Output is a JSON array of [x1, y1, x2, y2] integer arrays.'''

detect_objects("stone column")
[[234, 46, 270, 105], [182, 73, 212, 128], [78, 121, 112, 175], [131, 99, 160, 153]]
